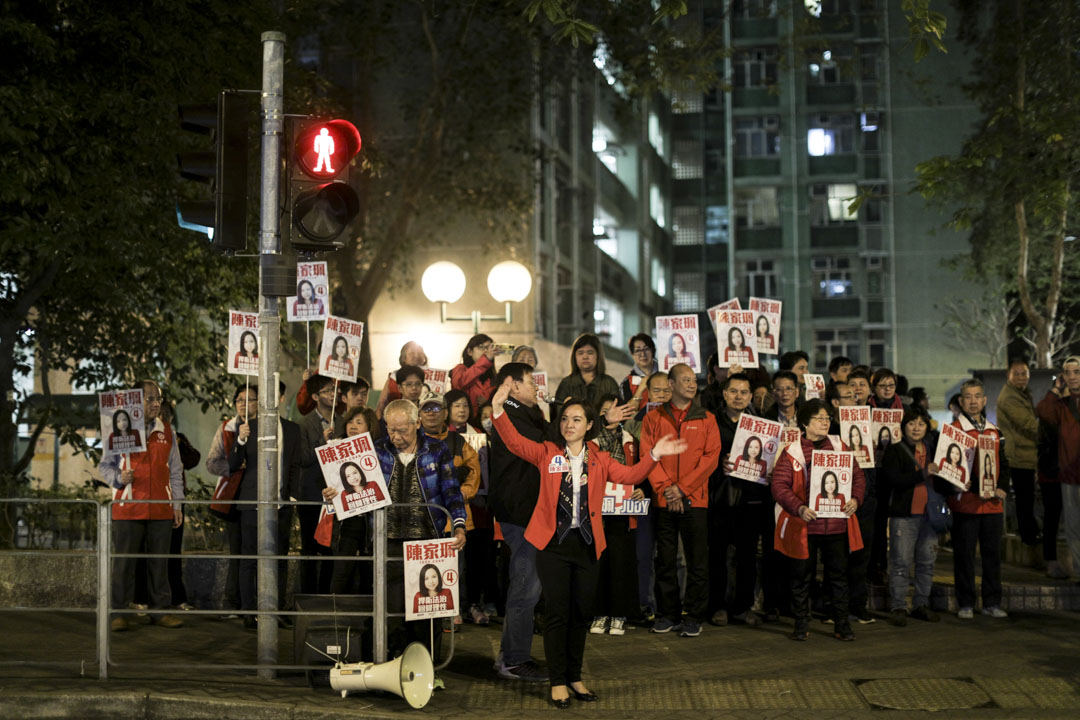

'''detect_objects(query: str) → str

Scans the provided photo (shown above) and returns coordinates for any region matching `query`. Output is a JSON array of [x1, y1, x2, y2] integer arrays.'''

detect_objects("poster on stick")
[[809, 450, 854, 519], [714, 309, 757, 368], [403, 538, 459, 621], [286, 261, 329, 322], [838, 406, 875, 469], [872, 409, 903, 455], [99, 389, 147, 456], [727, 414, 783, 484], [977, 434, 1000, 499], [932, 423, 977, 490], [423, 368, 450, 395], [228, 310, 260, 377], [316, 433, 391, 520], [748, 297, 782, 355], [656, 314, 702, 373], [318, 315, 364, 382], [804, 374, 827, 400]]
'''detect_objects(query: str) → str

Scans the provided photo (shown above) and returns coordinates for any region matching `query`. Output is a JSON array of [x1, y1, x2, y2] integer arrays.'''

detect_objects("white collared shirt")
[[568, 445, 587, 528]]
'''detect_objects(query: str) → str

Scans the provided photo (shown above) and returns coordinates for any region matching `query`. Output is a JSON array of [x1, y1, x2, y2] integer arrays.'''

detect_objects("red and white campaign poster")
[[872, 408, 903, 454], [318, 315, 364, 382], [804, 373, 827, 400], [656, 314, 702, 373], [228, 310, 260, 377], [404, 538, 459, 621], [932, 423, 977, 491], [839, 406, 875, 469], [728, 414, 782, 484], [287, 261, 329, 322], [423, 367, 450, 395], [748, 297, 782, 355], [602, 483, 650, 515], [707, 297, 742, 328], [532, 371, 550, 401], [779, 426, 802, 455], [977, 434, 1000, 499], [714, 309, 758, 368], [809, 450, 854, 519], [99, 389, 147, 456], [316, 432, 390, 520]]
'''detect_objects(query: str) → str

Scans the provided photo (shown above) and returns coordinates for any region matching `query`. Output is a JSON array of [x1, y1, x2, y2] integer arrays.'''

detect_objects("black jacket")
[[228, 417, 303, 504], [880, 437, 937, 517], [299, 409, 334, 501], [712, 409, 771, 506], [488, 397, 560, 527]]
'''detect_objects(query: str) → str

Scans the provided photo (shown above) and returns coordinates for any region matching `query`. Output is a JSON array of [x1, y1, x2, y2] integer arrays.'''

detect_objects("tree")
[[915, 0, 1080, 368]]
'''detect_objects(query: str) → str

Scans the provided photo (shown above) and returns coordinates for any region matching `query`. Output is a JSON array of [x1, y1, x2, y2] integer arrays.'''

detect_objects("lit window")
[[811, 256, 854, 298], [809, 183, 858, 226], [807, 114, 855, 156]]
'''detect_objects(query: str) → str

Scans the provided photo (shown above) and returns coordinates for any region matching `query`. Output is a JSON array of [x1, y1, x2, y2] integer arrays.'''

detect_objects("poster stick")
[[330, 379, 339, 427], [245, 376, 250, 423], [306, 322, 311, 369]]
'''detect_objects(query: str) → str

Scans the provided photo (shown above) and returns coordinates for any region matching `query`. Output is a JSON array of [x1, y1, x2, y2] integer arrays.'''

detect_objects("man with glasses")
[[101, 380, 185, 631], [765, 371, 800, 428], [298, 375, 342, 593], [621, 333, 658, 408]]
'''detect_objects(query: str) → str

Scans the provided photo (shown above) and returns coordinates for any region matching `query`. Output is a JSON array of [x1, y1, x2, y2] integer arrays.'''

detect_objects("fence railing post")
[[374, 506, 387, 663], [97, 502, 110, 679]]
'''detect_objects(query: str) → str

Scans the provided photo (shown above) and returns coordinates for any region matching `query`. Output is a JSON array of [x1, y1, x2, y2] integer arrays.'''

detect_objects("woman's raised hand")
[[651, 433, 688, 458]]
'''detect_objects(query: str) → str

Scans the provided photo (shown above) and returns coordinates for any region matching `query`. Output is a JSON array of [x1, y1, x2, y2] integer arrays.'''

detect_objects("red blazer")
[[493, 411, 655, 558]]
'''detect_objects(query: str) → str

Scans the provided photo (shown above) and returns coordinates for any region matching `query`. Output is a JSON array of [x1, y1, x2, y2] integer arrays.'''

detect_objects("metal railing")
[[0, 496, 458, 679]]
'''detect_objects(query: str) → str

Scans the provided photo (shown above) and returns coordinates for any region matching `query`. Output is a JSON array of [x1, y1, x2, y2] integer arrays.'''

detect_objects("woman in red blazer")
[[490, 378, 686, 708]]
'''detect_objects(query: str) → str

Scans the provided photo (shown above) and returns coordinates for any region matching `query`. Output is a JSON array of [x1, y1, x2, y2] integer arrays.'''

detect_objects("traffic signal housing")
[[176, 91, 249, 253], [286, 118, 361, 254]]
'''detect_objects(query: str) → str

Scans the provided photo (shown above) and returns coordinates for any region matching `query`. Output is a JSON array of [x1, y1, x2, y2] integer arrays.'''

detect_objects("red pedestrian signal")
[[286, 118, 362, 253], [293, 120, 361, 179]]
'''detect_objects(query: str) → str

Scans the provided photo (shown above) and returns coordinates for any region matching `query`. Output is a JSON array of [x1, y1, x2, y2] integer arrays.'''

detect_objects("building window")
[[817, 0, 852, 14], [705, 205, 730, 245], [650, 183, 666, 228], [807, 114, 856, 156], [867, 329, 887, 367], [674, 272, 706, 312], [743, 258, 778, 297], [810, 183, 858, 226], [670, 81, 703, 114], [705, 139, 724, 176], [673, 206, 704, 246], [813, 328, 861, 368], [649, 112, 665, 159], [593, 294, 624, 348], [861, 112, 881, 153], [735, 116, 781, 157], [812, 256, 854, 298], [734, 48, 777, 88], [673, 140, 703, 180], [651, 257, 667, 297], [808, 49, 850, 85], [734, 187, 780, 228], [734, 0, 778, 18], [859, 47, 879, 81]]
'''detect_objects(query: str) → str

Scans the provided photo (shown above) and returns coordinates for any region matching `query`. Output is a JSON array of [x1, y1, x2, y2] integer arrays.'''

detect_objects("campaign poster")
[[423, 367, 450, 395], [977, 434, 1000, 499], [228, 310, 260, 377], [932, 423, 977, 491], [872, 408, 903, 455], [404, 538, 459, 621], [804, 373, 827, 400], [728, 414, 783, 484], [286, 261, 329, 322], [809, 450, 854, 519], [714, 309, 758, 369], [316, 432, 391, 520], [656, 314, 702, 373], [602, 483, 650, 515], [707, 297, 742, 330], [99, 389, 147, 456], [532, 371, 550, 402], [748, 297, 782, 355], [839, 406, 875, 469], [318, 315, 364, 382], [779, 426, 802, 455]]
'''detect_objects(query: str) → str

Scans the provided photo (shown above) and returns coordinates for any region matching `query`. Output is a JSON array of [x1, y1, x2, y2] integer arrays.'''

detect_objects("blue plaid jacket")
[[375, 431, 467, 534]]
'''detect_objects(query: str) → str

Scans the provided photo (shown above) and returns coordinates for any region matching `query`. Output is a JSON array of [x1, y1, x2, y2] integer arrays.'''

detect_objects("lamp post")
[[421, 260, 533, 334]]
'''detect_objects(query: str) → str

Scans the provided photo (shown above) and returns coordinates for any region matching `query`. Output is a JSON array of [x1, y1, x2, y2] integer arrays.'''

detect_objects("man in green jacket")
[[996, 359, 1040, 553]]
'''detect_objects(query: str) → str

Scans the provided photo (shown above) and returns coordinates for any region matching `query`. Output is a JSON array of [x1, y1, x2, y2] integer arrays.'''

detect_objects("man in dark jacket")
[[298, 375, 339, 594], [1036, 357, 1080, 580]]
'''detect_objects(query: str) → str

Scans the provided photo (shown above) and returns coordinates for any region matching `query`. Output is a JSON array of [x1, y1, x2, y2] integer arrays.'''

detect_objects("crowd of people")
[[102, 333, 1080, 706]]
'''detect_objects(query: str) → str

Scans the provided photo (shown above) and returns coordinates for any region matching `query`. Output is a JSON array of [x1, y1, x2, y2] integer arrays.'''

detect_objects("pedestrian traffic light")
[[285, 118, 361, 254], [176, 91, 249, 253]]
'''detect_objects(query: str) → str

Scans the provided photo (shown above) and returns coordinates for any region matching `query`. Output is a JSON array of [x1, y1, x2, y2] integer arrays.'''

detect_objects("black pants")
[[952, 512, 1003, 609], [535, 530, 598, 687], [706, 501, 734, 615], [1012, 469, 1040, 545], [387, 539, 443, 662], [224, 516, 242, 610], [731, 499, 784, 615], [239, 507, 291, 612], [595, 517, 638, 618], [113, 519, 172, 614], [464, 527, 500, 608], [846, 496, 876, 614], [869, 481, 890, 579], [791, 533, 849, 623], [168, 507, 187, 605], [331, 515, 372, 595], [297, 503, 333, 594], [1043, 482, 1063, 561], [655, 507, 709, 623]]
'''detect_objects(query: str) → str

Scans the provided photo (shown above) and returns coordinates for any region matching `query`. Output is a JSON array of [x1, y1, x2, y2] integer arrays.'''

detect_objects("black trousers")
[[113, 519, 172, 614], [731, 499, 785, 615], [869, 481, 890, 578], [790, 533, 849, 623], [238, 507, 292, 612], [331, 515, 372, 595], [387, 539, 443, 662], [535, 530, 598, 687], [168, 507, 187, 605], [464, 527, 500, 608], [595, 517, 638, 618], [1012, 469, 1040, 545], [706, 501, 734, 615], [655, 506, 709, 623], [297, 503, 333, 594], [224, 516, 242, 610], [952, 512, 1003, 609], [846, 496, 876, 614], [1043, 482, 1063, 561]]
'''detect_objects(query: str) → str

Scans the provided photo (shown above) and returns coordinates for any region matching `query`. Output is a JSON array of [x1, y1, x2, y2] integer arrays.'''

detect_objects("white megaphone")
[[329, 642, 434, 709]]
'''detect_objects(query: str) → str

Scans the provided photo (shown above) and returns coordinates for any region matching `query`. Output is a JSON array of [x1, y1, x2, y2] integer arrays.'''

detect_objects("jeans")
[[888, 515, 938, 610], [952, 512, 1003, 609], [654, 507, 709, 623], [1061, 483, 1080, 573], [499, 522, 542, 666]]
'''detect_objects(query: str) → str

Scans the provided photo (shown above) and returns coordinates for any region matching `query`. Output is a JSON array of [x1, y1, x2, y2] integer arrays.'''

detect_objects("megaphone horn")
[[330, 641, 435, 709]]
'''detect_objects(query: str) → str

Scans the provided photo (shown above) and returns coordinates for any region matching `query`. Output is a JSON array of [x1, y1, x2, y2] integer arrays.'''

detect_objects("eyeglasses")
[[632, 347, 652, 355], [876, 382, 896, 390], [317, 388, 337, 397], [420, 406, 443, 413], [400, 381, 424, 389]]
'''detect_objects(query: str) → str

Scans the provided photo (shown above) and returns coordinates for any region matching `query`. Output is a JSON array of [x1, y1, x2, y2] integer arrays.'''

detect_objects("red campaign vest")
[[946, 416, 1004, 515], [210, 420, 244, 517], [112, 421, 175, 521], [773, 437, 864, 560]]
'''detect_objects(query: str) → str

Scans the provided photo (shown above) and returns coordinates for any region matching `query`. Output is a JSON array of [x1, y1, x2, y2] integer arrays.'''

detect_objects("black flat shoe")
[[549, 697, 571, 709], [572, 690, 598, 702]]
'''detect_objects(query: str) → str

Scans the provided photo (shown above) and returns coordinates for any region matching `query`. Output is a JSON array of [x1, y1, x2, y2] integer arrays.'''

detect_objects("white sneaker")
[[609, 617, 626, 636], [957, 607, 974, 619], [590, 616, 609, 634], [981, 606, 1008, 618]]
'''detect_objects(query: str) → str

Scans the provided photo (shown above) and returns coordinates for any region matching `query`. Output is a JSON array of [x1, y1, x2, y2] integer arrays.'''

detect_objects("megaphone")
[[330, 642, 434, 709]]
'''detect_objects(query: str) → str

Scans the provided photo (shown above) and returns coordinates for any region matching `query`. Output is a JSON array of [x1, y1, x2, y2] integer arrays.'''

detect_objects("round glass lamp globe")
[[421, 261, 467, 304], [487, 261, 532, 303]]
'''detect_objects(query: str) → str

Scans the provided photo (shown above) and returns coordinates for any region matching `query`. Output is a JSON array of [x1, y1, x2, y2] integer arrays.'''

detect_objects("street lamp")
[[421, 260, 533, 334]]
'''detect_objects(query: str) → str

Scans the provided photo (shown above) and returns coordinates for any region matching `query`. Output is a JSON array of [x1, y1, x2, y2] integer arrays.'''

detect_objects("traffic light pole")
[[256, 30, 286, 680]]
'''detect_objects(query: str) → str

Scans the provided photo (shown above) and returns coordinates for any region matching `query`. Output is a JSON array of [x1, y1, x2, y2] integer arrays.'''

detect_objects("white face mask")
[[481, 418, 494, 432]]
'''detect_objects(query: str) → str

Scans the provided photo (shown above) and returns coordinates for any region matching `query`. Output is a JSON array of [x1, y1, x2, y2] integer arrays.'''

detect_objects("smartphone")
[[494, 343, 516, 355]]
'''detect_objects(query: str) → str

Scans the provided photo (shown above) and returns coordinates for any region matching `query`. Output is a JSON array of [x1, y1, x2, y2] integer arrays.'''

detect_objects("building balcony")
[[812, 297, 861, 319], [733, 87, 779, 108], [732, 17, 778, 39], [808, 154, 857, 175], [594, 155, 637, 225], [735, 226, 783, 251], [810, 225, 859, 249], [807, 84, 856, 105], [734, 157, 781, 177]]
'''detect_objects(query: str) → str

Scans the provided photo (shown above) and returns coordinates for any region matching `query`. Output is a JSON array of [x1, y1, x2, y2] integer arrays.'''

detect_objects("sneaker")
[[650, 617, 680, 633], [609, 617, 626, 636], [679, 620, 702, 637], [221, 612, 240, 620], [152, 614, 184, 629], [468, 604, 490, 625], [821, 617, 835, 625], [910, 605, 940, 623], [110, 617, 130, 632], [1047, 561, 1070, 579], [177, 602, 196, 611], [957, 607, 974, 619], [888, 609, 908, 627], [732, 611, 762, 627], [850, 608, 876, 624], [834, 622, 856, 641], [981, 606, 1008, 619], [710, 609, 728, 626], [791, 618, 810, 641], [497, 659, 549, 683], [590, 616, 609, 634]]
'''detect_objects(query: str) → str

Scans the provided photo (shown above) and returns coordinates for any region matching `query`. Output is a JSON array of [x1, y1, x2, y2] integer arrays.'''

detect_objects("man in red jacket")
[[1036, 356, 1080, 579], [640, 364, 722, 638]]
